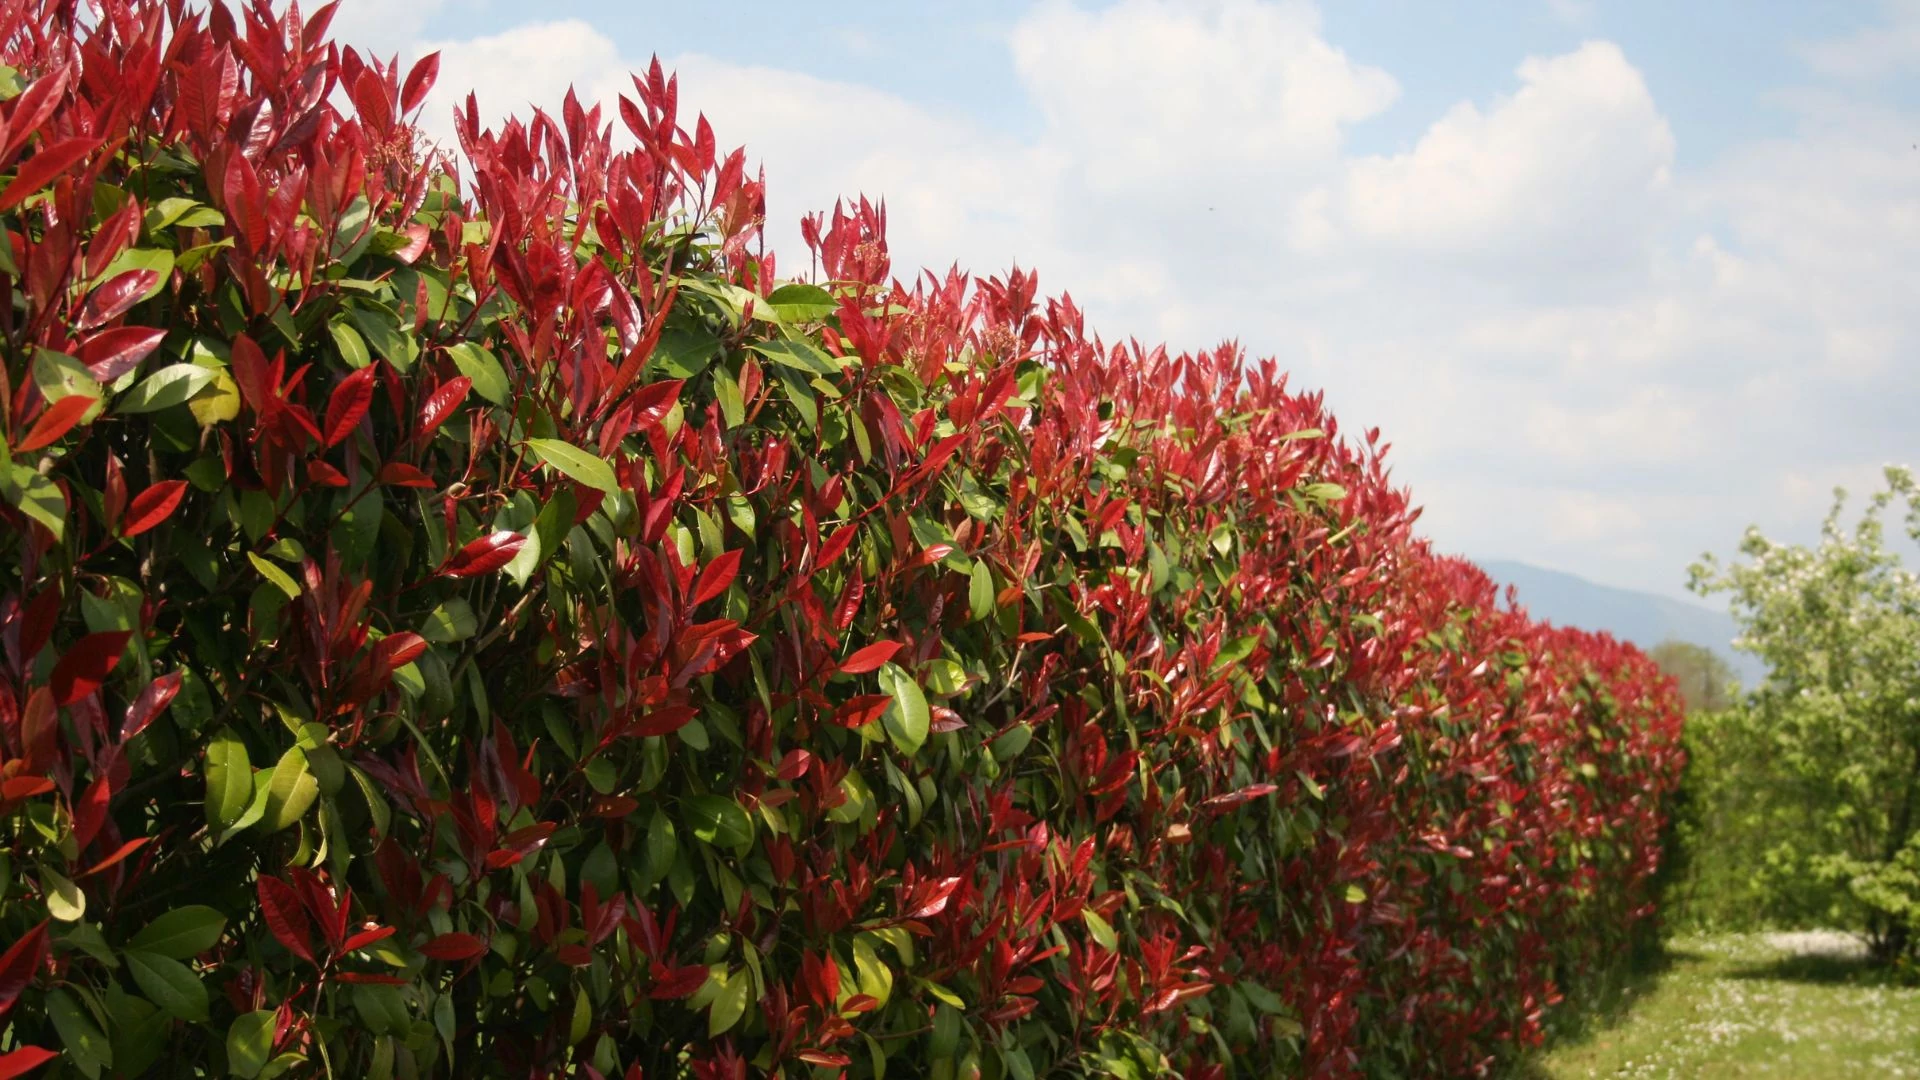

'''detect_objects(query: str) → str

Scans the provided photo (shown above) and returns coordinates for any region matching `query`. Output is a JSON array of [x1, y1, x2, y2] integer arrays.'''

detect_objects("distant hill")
[[1476, 559, 1766, 687]]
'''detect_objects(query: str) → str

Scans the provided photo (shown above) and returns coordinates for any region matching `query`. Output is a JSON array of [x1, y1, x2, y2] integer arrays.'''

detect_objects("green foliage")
[[1688, 466, 1920, 955]]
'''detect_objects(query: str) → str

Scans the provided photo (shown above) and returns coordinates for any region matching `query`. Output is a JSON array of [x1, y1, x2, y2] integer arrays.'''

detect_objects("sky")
[[329, 0, 1920, 603]]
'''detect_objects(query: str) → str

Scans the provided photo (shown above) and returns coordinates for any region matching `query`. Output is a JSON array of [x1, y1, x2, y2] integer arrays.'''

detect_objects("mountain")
[[1475, 559, 1766, 686]]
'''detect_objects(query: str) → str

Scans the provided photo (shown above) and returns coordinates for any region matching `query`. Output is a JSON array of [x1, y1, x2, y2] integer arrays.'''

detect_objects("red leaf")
[[905, 876, 963, 919], [442, 532, 526, 577], [342, 925, 396, 953], [79, 326, 166, 382], [838, 641, 902, 676], [0, 921, 49, 1023], [776, 748, 812, 781], [76, 836, 150, 879], [323, 365, 377, 448], [629, 378, 683, 431], [418, 932, 487, 961], [351, 68, 392, 134], [71, 774, 111, 852], [122, 480, 187, 537], [120, 671, 183, 741], [79, 270, 158, 329], [375, 632, 428, 671], [401, 52, 441, 115], [499, 822, 557, 858], [817, 523, 858, 567], [333, 971, 407, 985], [0, 1046, 56, 1079], [631, 706, 696, 738], [416, 375, 470, 441], [19, 689, 56, 773], [0, 777, 52, 803], [16, 396, 95, 453], [20, 588, 60, 662], [258, 877, 315, 963], [230, 334, 270, 414], [691, 550, 741, 608], [830, 694, 894, 729], [50, 631, 132, 705], [307, 459, 348, 487], [648, 963, 711, 999], [0, 137, 98, 211], [376, 462, 435, 489]]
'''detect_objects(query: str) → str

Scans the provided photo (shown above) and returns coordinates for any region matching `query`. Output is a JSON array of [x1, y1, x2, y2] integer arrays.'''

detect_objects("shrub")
[[0, 2, 1684, 1077]]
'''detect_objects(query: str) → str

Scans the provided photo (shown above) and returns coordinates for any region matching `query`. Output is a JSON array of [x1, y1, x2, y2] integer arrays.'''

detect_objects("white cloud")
[[327, 0, 449, 66], [1299, 42, 1675, 277], [1009, 0, 1397, 189], [417, 20, 629, 148]]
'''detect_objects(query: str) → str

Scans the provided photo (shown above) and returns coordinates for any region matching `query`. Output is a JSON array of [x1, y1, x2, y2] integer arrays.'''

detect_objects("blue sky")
[[334, 0, 1920, 603]]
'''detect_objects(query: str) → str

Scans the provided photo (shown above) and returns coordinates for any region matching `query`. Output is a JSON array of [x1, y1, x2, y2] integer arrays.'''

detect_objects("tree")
[[1648, 640, 1739, 713], [1689, 465, 1920, 958]]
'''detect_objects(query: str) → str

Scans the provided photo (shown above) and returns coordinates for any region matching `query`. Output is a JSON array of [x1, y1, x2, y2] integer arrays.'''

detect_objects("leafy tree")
[[1690, 466, 1920, 957], [1648, 640, 1739, 713]]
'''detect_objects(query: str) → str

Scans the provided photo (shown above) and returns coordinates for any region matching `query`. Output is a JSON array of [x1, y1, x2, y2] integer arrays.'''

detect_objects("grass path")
[[1530, 933, 1920, 1078]]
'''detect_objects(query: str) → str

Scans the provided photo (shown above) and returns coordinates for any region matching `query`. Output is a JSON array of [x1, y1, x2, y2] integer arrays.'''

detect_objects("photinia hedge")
[[0, 2, 1684, 1077]]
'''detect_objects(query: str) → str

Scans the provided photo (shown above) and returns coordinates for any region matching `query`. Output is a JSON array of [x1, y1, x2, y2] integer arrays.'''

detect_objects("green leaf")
[[329, 319, 370, 370], [853, 934, 894, 1008], [205, 729, 253, 828], [748, 337, 843, 376], [1300, 482, 1348, 504], [351, 984, 412, 1035], [878, 663, 930, 757], [117, 363, 215, 413], [707, 969, 749, 1036], [43, 865, 84, 921], [49, 988, 113, 1078], [447, 342, 510, 405], [348, 301, 415, 372], [1212, 634, 1259, 671], [126, 949, 210, 1021], [247, 552, 301, 599], [924, 659, 968, 697], [643, 808, 678, 887], [524, 438, 618, 493], [261, 746, 319, 832], [969, 561, 995, 622], [129, 905, 227, 959], [1343, 883, 1367, 904], [683, 794, 754, 851], [33, 348, 103, 417], [228, 1011, 276, 1078], [766, 282, 837, 322], [1082, 908, 1118, 951], [2, 462, 65, 539], [1239, 981, 1288, 1015], [420, 598, 478, 644]]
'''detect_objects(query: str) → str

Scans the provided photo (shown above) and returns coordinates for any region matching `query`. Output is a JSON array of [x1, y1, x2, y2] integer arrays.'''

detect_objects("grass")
[[1523, 932, 1920, 1078]]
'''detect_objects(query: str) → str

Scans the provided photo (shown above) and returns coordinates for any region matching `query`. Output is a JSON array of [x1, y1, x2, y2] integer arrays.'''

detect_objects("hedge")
[[0, 2, 1685, 1077]]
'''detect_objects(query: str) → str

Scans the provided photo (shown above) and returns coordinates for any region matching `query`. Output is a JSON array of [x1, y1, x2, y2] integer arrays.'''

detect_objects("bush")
[[0, 2, 1684, 1077]]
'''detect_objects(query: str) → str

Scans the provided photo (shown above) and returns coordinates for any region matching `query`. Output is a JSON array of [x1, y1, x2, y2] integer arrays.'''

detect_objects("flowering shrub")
[[0, 2, 1683, 1077]]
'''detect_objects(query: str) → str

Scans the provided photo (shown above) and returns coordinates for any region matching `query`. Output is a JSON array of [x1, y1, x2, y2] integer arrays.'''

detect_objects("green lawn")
[[1528, 933, 1920, 1078]]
